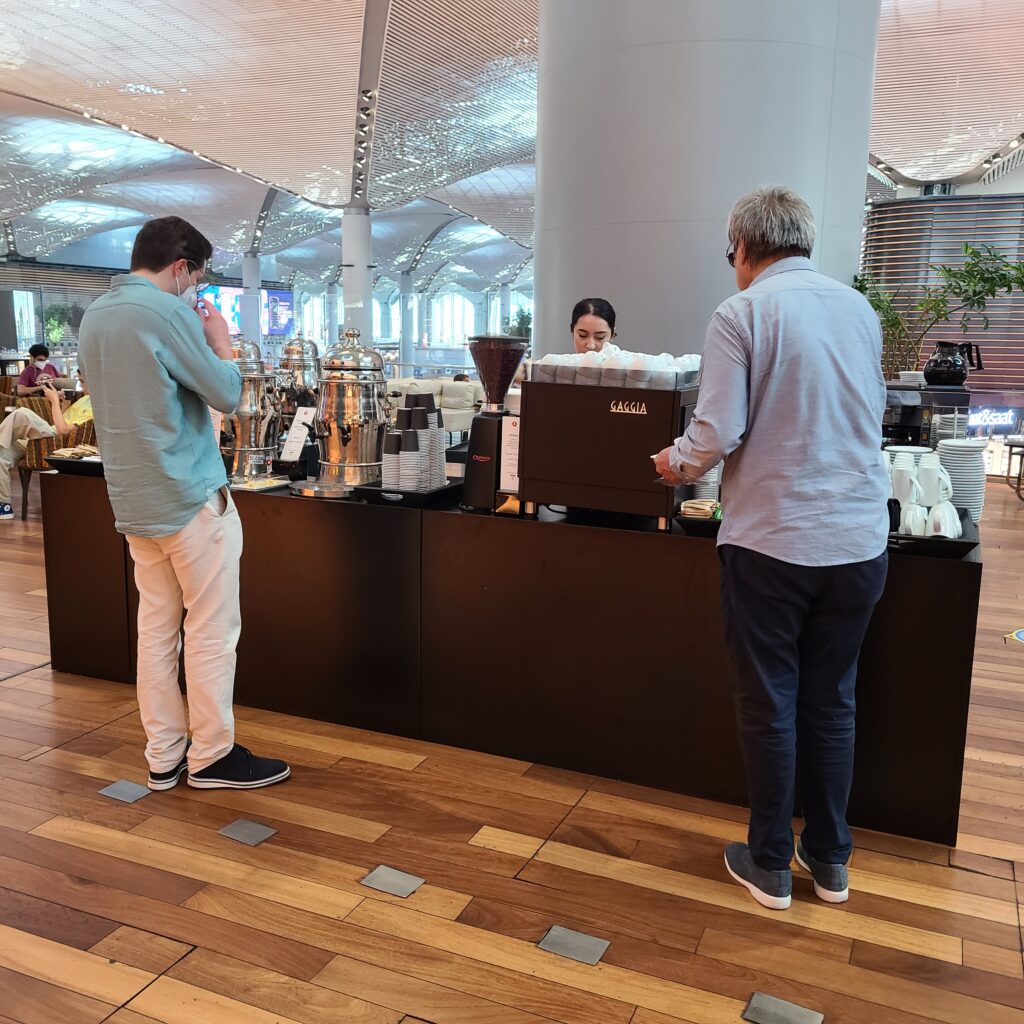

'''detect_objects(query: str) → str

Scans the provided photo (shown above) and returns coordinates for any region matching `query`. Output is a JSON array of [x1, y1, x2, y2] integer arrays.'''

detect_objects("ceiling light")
[[156, 136, 165, 143], [192, 150, 200, 156], [993, 154, 1003, 163], [120, 124, 129, 131], [877, 163, 888, 171], [359, 106, 374, 117], [983, 160, 992, 168], [360, 89, 375, 100], [1011, 139, 1020, 149]]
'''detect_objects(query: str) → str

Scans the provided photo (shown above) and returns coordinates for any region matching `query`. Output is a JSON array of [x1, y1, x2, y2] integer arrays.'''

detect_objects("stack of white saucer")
[[937, 438, 989, 523], [898, 370, 926, 387]]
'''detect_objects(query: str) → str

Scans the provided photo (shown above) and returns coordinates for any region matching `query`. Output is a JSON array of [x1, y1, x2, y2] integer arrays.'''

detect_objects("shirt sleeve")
[[156, 307, 242, 414], [17, 365, 34, 387], [669, 309, 750, 482]]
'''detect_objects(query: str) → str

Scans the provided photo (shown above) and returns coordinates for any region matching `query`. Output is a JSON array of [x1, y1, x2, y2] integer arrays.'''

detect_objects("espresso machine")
[[291, 328, 390, 499], [461, 334, 528, 512], [221, 339, 290, 490]]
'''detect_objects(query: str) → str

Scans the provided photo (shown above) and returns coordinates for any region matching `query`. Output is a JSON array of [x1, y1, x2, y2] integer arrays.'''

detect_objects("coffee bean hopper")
[[462, 334, 529, 512], [291, 328, 390, 499]]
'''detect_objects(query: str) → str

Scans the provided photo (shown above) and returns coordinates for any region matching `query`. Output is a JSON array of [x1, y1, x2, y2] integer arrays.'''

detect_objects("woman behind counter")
[[571, 298, 617, 353]]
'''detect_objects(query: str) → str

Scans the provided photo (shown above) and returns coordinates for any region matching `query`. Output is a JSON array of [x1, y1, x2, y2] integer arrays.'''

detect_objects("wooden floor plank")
[[128, 975, 309, 1024], [0, 964, 116, 1024], [345, 900, 747, 1024], [0, 885, 119, 949], [0, 919, 155, 1004], [184, 886, 638, 1024], [90, 925, 194, 974], [167, 947, 402, 1024], [535, 840, 965, 963]]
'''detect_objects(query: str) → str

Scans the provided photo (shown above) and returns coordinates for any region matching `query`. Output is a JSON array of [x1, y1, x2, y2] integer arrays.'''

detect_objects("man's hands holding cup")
[[196, 299, 233, 360]]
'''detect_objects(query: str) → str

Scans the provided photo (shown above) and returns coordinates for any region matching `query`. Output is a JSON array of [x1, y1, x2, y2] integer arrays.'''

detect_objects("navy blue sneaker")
[[725, 842, 792, 910], [796, 838, 849, 904], [188, 744, 290, 790], [0, 502, 13, 521], [148, 741, 191, 791]]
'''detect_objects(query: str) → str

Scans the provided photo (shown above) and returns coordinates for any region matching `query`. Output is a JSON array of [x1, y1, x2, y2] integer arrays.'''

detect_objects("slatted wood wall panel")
[[861, 196, 1024, 393]]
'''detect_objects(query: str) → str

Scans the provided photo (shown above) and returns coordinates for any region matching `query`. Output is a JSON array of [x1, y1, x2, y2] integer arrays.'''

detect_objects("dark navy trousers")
[[719, 544, 888, 871]]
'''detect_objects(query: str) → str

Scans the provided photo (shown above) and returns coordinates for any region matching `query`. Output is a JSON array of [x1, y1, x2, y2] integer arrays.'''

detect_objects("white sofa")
[[388, 377, 486, 434]]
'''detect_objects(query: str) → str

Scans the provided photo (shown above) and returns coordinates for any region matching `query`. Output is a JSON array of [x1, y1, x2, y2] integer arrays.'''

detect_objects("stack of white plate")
[[694, 464, 721, 500], [937, 438, 988, 523], [883, 444, 932, 467], [932, 412, 967, 444], [899, 370, 926, 387]]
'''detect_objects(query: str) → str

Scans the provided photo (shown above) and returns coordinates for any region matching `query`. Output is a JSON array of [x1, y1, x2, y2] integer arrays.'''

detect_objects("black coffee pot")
[[923, 340, 984, 386]]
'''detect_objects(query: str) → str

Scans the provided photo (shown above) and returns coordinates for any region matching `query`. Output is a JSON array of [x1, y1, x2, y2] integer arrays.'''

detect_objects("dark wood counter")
[[41, 474, 982, 845]]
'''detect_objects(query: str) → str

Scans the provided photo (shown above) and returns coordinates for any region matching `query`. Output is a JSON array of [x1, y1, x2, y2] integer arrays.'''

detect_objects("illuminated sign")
[[968, 408, 1017, 429]]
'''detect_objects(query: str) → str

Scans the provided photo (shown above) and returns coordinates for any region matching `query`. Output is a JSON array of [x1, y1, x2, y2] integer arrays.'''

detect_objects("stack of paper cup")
[[399, 430, 425, 490], [694, 463, 721, 500], [411, 407, 432, 490], [382, 432, 401, 490], [437, 410, 448, 485]]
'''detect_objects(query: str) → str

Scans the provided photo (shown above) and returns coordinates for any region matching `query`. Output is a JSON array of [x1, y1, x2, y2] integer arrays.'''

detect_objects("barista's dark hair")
[[130, 216, 213, 273], [571, 298, 616, 334], [28, 343, 50, 359]]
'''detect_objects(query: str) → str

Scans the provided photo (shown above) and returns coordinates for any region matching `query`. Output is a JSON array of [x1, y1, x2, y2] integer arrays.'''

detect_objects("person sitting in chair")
[[0, 374, 93, 520]]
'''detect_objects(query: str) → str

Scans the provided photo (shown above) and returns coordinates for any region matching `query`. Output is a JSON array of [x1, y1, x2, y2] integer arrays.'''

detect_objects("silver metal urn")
[[221, 338, 289, 490], [278, 337, 321, 431], [291, 328, 390, 498]]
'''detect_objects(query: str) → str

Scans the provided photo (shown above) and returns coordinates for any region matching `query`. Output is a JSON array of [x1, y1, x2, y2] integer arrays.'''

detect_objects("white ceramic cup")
[[891, 452, 915, 470], [925, 501, 962, 538], [891, 467, 922, 506], [917, 463, 953, 506], [900, 502, 928, 537]]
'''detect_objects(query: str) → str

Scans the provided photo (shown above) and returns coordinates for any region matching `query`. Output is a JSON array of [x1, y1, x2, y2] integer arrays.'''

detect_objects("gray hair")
[[728, 186, 815, 265]]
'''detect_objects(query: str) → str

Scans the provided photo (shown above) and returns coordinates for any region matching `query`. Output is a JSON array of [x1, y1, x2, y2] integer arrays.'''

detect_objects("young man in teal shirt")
[[79, 217, 290, 791]]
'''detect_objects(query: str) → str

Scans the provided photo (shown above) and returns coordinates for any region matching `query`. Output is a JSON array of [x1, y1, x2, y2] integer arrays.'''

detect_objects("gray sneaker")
[[724, 842, 792, 910], [795, 838, 849, 904]]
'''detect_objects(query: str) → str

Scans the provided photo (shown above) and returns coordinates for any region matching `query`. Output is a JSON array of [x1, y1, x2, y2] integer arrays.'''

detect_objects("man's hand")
[[653, 447, 685, 485], [196, 300, 234, 361]]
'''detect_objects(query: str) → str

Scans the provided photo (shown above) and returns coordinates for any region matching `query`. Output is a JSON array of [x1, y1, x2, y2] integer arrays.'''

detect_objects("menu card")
[[499, 416, 520, 494]]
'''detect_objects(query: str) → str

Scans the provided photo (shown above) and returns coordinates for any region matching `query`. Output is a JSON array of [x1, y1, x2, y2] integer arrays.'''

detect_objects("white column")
[[534, 0, 881, 356], [499, 283, 511, 333], [399, 271, 415, 370], [472, 294, 488, 336], [240, 254, 262, 344], [326, 281, 340, 345], [342, 207, 373, 343]]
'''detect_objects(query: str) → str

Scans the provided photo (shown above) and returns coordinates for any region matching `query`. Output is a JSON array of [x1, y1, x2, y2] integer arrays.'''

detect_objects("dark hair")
[[28, 343, 49, 359], [130, 216, 213, 273], [453, 373, 470, 382], [571, 298, 616, 333]]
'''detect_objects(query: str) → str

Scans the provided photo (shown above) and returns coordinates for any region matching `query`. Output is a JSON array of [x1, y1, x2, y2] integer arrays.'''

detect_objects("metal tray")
[[45, 456, 104, 478], [352, 479, 464, 509]]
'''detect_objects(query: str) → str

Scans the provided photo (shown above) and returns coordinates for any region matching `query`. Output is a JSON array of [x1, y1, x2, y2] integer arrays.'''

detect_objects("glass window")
[[430, 290, 475, 347]]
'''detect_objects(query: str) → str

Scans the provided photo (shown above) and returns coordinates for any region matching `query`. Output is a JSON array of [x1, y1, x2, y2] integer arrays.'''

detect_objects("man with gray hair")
[[655, 185, 889, 911]]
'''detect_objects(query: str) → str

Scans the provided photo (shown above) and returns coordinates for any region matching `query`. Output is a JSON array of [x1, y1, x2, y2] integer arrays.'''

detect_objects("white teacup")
[[926, 501, 962, 538], [899, 502, 928, 537], [917, 463, 953, 506], [891, 466, 921, 506]]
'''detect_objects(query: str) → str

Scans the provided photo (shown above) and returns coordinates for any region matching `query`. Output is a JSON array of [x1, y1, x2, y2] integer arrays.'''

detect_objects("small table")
[[1005, 437, 1024, 503]]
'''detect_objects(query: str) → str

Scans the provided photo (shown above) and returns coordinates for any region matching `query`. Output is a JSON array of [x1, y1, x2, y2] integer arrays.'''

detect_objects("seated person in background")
[[453, 373, 471, 382], [17, 344, 63, 396], [0, 376, 93, 520]]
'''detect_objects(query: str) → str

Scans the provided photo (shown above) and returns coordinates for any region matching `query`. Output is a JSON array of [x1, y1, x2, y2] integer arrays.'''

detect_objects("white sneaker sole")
[[187, 766, 291, 790], [795, 847, 849, 903], [724, 851, 791, 910], [147, 763, 188, 791]]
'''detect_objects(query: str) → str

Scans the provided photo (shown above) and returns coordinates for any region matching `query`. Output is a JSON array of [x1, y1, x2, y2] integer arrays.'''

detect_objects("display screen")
[[200, 285, 243, 336], [198, 286, 294, 337], [263, 289, 293, 336]]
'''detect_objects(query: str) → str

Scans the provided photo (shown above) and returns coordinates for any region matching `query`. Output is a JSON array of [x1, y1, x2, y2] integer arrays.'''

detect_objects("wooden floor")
[[0, 478, 1022, 1024]]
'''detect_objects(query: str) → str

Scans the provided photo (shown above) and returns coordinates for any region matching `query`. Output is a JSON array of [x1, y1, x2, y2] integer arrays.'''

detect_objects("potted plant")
[[854, 243, 1024, 380], [503, 308, 532, 341]]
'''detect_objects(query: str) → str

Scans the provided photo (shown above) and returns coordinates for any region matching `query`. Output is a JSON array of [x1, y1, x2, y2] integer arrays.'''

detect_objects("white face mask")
[[175, 266, 199, 309], [34, 358, 48, 368]]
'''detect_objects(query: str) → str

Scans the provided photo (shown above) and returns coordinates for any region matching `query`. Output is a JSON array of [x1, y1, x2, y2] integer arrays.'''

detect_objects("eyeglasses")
[[726, 244, 736, 268]]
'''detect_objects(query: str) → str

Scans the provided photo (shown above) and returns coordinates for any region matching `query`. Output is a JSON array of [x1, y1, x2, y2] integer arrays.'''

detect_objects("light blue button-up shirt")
[[78, 274, 242, 538], [670, 257, 889, 566]]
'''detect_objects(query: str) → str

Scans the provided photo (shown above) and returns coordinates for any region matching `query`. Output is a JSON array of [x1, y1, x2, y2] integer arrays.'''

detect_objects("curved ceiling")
[[871, 0, 1024, 182], [0, 0, 364, 203], [2, 0, 1022, 288]]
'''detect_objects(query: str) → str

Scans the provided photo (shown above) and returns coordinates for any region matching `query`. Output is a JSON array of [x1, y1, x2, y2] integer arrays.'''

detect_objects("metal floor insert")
[[219, 819, 277, 846], [360, 865, 425, 898], [743, 992, 825, 1024], [98, 780, 150, 804], [538, 926, 610, 965]]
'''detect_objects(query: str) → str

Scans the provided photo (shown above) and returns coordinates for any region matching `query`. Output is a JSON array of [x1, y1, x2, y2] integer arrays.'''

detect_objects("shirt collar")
[[750, 256, 814, 287], [113, 273, 160, 290]]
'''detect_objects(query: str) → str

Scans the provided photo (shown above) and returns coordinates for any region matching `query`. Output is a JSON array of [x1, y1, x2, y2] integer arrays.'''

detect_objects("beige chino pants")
[[126, 488, 242, 773]]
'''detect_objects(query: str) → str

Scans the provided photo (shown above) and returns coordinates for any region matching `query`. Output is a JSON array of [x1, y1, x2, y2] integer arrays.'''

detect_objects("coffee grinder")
[[462, 334, 528, 512]]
